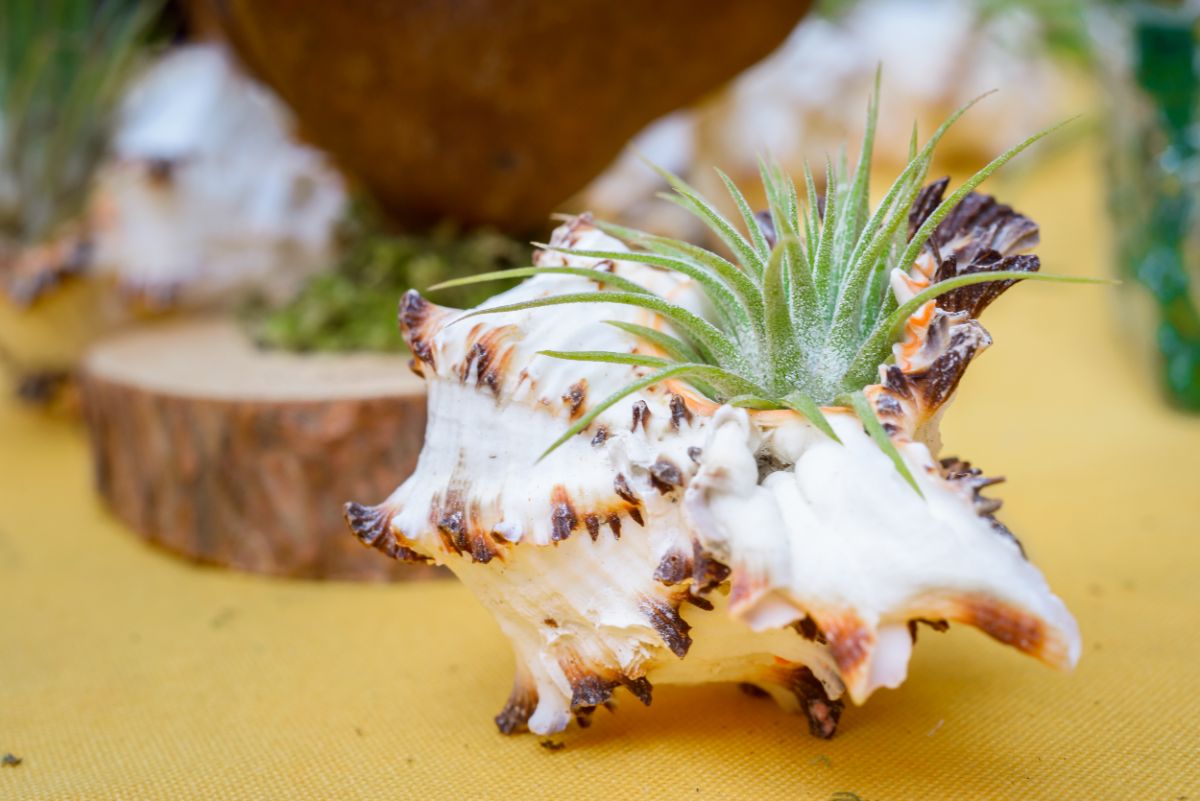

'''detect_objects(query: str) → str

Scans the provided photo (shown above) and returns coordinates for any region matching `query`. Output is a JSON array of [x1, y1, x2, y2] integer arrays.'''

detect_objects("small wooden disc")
[[80, 318, 438, 580]]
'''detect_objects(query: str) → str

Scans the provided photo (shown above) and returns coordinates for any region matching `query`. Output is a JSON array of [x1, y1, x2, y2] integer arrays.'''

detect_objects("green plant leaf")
[[781, 390, 841, 443], [454, 291, 742, 368], [536, 350, 671, 369], [537, 244, 752, 330], [763, 237, 802, 392], [428, 266, 652, 296], [602, 320, 703, 363], [536, 362, 765, 459], [646, 160, 765, 276], [896, 118, 1077, 276], [845, 270, 1114, 389], [715, 166, 770, 257], [846, 390, 922, 496]]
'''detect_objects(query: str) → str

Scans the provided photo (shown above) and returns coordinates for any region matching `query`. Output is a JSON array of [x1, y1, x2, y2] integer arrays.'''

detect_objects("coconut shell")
[[208, 0, 810, 230]]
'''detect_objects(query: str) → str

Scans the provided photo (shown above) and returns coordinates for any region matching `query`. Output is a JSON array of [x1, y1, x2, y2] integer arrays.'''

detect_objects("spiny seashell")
[[347, 206, 1080, 739]]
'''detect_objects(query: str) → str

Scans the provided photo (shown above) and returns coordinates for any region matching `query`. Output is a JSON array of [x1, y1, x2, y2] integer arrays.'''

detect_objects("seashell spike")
[[347, 97, 1085, 739]]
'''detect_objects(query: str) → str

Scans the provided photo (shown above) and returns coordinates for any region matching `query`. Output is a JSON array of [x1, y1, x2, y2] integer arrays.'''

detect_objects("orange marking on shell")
[[661, 379, 856, 427], [910, 592, 1068, 669], [912, 251, 938, 282], [898, 272, 928, 297], [897, 300, 936, 370], [820, 614, 874, 678], [952, 595, 1046, 658]]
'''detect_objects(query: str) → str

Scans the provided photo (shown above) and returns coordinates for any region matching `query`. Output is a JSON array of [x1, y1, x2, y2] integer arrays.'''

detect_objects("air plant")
[[346, 86, 1099, 740], [0, 0, 158, 301], [435, 84, 1096, 490]]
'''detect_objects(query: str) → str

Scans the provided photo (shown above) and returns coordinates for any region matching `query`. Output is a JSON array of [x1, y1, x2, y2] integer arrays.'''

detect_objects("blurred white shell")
[[348, 214, 1079, 738], [91, 43, 345, 307], [580, 0, 1074, 238]]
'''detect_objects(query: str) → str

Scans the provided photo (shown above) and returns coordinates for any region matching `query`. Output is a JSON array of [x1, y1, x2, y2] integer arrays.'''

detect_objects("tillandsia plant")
[[0, 0, 158, 304], [345, 86, 1101, 740]]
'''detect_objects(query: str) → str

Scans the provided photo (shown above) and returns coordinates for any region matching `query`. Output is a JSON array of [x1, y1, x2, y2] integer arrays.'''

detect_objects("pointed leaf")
[[428, 266, 651, 296], [781, 390, 841, 443], [846, 390, 922, 496], [537, 362, 766, 459], [455, 291, 741, 368], [602, 320, 703, 363]]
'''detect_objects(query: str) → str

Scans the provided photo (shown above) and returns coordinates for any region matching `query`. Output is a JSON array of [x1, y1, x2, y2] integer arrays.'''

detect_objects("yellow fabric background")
[[2, 144, 1198, 801]]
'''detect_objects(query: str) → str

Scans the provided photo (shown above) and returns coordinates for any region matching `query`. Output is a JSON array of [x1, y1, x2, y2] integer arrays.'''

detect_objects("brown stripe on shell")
[[639, 594, 692, 658], [907, 618, 950, 644], [545, 212, 596, 251], [882, 364, 913, 399], [562, 379, 588, 421], [773, 663, 843, 740], [584, 513, 601, 541], [558, 653, 653, 710], [668, 393, 693, 429], [908, 177, 950, 240], [691, 540, 731, 593], [459, 323, 520, 397], [568, 673, 619, 708], [789, 616, 828, 644], [929, 187, 1041, 263], [939, 457, 1025, 556], [574, 706, 596, 728], [822, 615, 873, 677], [434, 490, 469, 555], [955, 594, 1046, 656], [631, 400, 650, 432], [606, 513, 622, 539], [868, 314, 991, 430], [648, 458, 684, 494], [653, 549, 691, 586], [398, 290, 439, 369], [591, 426, 608, 447], [494, 675, 539, 735], [550, 485, 579, 542], [613, 473, 644, 526], [467, 498, 498, 563], [905, 316, 990, 411], [343, 502, 430, 563], [934, 252, 1040, 319]]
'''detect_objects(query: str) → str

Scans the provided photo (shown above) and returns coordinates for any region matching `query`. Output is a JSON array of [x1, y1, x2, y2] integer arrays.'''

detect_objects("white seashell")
[[347, 212, 1080, 739], [92, 43, 345, 307]]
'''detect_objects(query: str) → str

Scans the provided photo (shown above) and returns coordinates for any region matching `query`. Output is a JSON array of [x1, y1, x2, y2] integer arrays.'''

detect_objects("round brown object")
[[210, 0, 810, 230], [80, 318, 438, 581]]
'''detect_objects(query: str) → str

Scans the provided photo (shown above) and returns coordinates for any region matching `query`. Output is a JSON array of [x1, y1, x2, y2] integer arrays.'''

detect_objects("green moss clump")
[[245, 204, 529, 353]]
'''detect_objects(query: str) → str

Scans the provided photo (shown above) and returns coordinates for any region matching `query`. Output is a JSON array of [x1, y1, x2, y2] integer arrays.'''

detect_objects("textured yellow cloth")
[[2, 145, 1199, 801]]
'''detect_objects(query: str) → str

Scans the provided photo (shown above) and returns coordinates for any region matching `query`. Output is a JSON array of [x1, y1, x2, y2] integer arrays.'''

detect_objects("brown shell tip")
[[495, 680, 539, 735], [344, 502, 429, 563], [780, 665, 843, 740], [640, 595, 692, 658]]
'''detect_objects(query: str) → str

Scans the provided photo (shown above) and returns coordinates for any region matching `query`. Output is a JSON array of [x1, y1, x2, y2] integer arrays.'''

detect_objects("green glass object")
[[1103, 2, 1200, 409]]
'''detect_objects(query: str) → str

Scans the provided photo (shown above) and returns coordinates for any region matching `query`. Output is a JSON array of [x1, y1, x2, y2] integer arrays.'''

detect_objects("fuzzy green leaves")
[[433, 86, 1107, 483], [0, 0, 160, 246]]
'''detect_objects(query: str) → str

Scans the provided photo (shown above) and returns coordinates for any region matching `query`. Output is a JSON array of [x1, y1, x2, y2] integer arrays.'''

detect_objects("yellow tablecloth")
[[3, 144, 1198, 801]]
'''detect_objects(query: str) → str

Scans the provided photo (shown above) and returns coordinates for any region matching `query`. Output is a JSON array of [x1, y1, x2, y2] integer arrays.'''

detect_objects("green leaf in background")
[[244, 200, 531, 353]]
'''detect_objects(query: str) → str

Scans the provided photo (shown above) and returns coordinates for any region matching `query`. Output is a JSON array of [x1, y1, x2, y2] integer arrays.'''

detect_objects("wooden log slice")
[[80, 318, 440, 581]]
